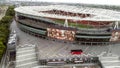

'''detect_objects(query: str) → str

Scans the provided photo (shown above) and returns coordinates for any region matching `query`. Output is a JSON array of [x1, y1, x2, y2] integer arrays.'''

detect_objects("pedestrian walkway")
[[99, 55, 120, 68], [16, 45, 39, 68]]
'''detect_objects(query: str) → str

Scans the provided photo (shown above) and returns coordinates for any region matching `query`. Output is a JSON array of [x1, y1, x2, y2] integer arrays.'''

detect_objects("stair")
[[16, 46, 39, 68]]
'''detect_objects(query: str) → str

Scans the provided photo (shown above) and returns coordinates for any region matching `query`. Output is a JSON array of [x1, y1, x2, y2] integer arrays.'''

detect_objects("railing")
[[18, 13, 54, 23], [17, 14, 113, 32], [0, 49, 8, 68], [38, 56, 99, 65], [77, 28, 112, 34], [75, 35, 111, 38], [18, 23, 46, 35], [35, 44, 40, 61], [18, 20, 46, 29]]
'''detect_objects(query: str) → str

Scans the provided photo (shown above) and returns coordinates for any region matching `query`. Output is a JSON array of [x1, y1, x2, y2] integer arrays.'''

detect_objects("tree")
[[0, 41, 5, 55], [0, 5, 15, 60], [1, 16, 12, 24]]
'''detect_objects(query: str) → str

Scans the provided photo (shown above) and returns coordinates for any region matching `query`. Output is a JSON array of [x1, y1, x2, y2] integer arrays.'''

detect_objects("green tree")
[[0, 41, 5, 54], [0, 5, 15, 60]]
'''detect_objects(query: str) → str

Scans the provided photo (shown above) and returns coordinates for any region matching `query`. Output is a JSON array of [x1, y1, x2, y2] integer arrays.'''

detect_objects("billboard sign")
[[47, 28, 76, 41], [110, 31, 120, 42]]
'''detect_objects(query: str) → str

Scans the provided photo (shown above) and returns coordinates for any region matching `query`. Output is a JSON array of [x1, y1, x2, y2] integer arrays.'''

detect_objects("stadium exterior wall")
[[14, 6, 115, 45]]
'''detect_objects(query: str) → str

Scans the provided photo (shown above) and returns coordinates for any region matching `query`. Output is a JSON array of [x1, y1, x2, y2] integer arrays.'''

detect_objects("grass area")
[[0, 6, 15, 60], [53, 19, 93, 28]]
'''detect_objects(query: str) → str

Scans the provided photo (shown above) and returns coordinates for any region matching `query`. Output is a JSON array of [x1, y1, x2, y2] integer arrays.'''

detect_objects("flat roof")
[[14, 5, 120, 21]]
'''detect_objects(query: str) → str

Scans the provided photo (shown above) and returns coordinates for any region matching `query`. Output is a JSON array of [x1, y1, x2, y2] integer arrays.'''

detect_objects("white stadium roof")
[[15, 5, 120, 21]]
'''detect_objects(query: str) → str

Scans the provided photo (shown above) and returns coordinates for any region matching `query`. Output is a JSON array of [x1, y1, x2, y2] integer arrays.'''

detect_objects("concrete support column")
[[114, 21, 119, 29], [64, 19, 68, 27]]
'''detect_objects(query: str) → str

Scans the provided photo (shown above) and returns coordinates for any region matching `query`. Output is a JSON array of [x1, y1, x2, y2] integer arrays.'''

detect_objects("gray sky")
[[11, 0, 120, 6]]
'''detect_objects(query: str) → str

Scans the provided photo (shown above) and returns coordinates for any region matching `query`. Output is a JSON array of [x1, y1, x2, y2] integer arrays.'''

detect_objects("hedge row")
[[0, 6, 15, 60]]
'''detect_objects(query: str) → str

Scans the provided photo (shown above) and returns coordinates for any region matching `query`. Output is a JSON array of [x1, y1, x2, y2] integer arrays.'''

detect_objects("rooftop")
[[15, 5, 120, 21]]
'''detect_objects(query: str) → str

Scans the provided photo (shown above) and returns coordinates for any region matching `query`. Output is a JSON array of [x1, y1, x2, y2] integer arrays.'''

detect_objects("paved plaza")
[[10, 20, 120, 68], [11, 20, 120, 59]]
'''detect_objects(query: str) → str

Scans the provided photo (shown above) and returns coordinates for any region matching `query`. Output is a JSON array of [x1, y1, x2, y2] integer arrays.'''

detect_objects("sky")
[[11, 0, 120, 6]]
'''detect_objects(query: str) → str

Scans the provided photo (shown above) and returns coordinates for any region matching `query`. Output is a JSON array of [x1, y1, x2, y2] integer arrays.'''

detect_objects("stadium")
[[14, 5, 120, 68], [14, 5, 120, 45]]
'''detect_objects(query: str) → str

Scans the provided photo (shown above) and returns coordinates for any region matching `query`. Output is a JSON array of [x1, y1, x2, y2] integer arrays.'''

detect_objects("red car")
[[71, 49, 83, 55]]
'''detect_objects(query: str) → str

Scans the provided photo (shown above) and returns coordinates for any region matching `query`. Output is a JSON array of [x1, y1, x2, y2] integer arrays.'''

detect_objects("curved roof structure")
[[14, 5, 120, 21]]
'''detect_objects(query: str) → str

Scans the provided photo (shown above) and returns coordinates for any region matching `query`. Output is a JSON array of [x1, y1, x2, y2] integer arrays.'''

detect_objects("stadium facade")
[[14, 5, 120, 45]]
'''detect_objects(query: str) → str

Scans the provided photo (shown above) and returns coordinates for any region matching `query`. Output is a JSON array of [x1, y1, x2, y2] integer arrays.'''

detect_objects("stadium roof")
[[15, 5, 120, 21]]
